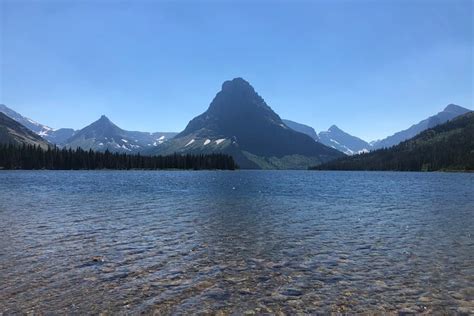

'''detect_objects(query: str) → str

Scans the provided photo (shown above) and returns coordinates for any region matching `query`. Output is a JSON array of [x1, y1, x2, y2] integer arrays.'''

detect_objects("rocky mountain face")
[[0, 104, 76, 145], [0, 104, 54, 137], [282, 118, 371, 155], [0, 112, 50, 149], [45, 128, 76, 145], [64, 115, 177, 153], [282, 119, 319, 141], [318, 125, 371, 155], [149, 78, 344, 169], [371, 104, 471, 150]]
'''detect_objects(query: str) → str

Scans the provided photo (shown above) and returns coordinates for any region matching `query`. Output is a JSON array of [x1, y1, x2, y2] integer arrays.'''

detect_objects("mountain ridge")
[[2, 98, 470, 166], [0, 104, 76, 145], [285, 104, 471, 156], [371, 104, 471, 150], [0, 104, 178, 151], [64, 115, 177, 153], [0, 112, 50, 149], [0, 104, 54, 136], [313, 112, 474, 171], [282, 119, 319, 141]]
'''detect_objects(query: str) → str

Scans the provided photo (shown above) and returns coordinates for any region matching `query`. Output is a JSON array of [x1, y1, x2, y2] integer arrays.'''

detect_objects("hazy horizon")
[[1, 0, 472, 141]]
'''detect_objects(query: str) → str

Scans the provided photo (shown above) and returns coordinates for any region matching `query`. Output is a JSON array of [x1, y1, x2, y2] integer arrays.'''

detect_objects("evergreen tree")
[[0, 144, 238, 170]]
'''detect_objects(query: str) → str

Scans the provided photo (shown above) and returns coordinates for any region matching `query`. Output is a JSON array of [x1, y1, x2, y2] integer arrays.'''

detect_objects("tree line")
[[0, 144, 238, 170]]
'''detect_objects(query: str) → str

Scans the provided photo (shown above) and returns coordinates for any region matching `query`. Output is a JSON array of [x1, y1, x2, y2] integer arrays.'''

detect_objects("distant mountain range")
[[313, 112, 474, 171], [147, 78, 344, 169], [283, 103, 471, 155], [63, 115, 177, 153], [0, 104, 177, 152], [0, 112, 50, 149], [0, 83, 471, 169], [280, 120, 371, 155]]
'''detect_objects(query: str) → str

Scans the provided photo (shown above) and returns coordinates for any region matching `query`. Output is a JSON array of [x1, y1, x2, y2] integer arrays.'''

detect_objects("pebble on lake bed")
[[92, 256, 105, 263], [397, 307, 417, 315], [280, 288, 304, 297]]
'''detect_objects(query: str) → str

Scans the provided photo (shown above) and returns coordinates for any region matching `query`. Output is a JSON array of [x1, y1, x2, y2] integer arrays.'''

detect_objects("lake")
[[0, 170, 473, 314]]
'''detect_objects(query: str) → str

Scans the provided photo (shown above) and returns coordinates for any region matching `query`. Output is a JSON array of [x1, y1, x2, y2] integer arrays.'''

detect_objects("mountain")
[[45, 128, 76, 145], [148, 78, 344, 169], [0, 104, 54, 136], [282, 120, 371, 155], [0, 104, 177, 148], [64, 115, 176, 152], [0, 104, 77, 145], [371, 104, 471, 150], [282, 104, 471, 156], [282, 119, 319, 141], [318, 125, 371, 155], [313, 112, 474, 171], [0, 112, 50, 149]]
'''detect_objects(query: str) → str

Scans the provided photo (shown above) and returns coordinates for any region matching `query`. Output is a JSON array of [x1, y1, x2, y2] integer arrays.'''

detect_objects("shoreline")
[[1, 168, 473, 173]]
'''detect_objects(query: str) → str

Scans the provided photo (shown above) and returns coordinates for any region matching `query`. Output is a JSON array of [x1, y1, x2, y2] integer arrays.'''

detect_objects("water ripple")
[[0, 170, 473, 314]]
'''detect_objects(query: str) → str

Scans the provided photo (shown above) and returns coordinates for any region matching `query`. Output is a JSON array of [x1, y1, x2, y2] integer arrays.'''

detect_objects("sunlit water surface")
[[0, 171, 473, 314]]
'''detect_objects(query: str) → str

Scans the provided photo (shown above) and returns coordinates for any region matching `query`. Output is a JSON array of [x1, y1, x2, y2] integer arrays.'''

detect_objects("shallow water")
[[0, 170, 473, 314]]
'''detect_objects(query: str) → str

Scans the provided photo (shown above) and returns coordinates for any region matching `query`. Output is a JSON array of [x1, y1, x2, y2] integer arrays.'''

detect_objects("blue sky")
[[1, 0, 472, 141]]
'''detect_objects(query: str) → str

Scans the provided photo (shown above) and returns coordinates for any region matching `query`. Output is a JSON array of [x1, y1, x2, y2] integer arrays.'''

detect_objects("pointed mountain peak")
[[68, 114, 124, 146], [178, 77, 283, 139], [329, 125, 342, 132], [87, 115, 120, 130], [202, 77, 270, 117], [94, 115, 116, 126], [443, 104, 468, 113], [221, 77, 254, 93]]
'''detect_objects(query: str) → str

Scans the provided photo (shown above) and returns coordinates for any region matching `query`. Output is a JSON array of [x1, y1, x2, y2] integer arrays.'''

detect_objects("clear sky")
[[1, 0, 472, 141]]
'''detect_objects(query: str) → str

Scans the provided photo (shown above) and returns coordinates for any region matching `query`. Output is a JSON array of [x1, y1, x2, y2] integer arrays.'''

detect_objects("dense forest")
[[0, 144, 238, 170], [311, 112, 474, 171]]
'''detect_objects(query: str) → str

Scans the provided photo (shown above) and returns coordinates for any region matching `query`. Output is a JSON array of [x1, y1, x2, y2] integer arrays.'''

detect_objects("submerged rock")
[[92, 256, 105, 263], [398, 307, 417, 315], [457, 307, 473, 315], [280, 288, 304, 297]]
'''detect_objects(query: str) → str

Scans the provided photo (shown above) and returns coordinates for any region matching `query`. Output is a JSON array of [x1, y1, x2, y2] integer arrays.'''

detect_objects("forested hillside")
[[0, 144, 237, 170], [311, 112, 474, 171]]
